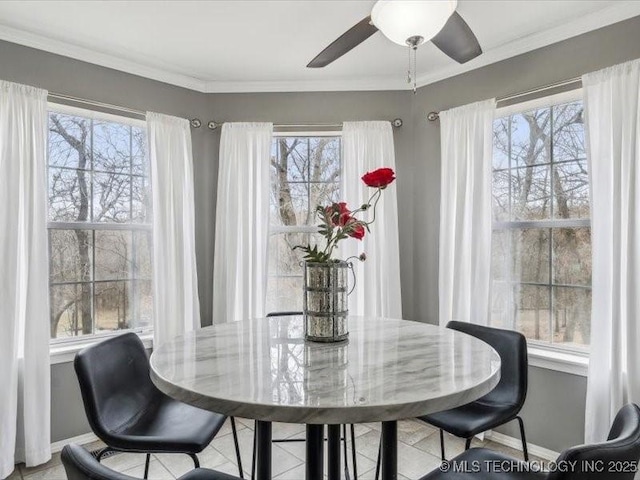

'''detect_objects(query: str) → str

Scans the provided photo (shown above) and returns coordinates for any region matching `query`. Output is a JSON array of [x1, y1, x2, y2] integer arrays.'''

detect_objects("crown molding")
[[0, 24, 208, 91], [414, 0, 640, 89], [202, 77, 407, 93], [1, 1, 639, 94]]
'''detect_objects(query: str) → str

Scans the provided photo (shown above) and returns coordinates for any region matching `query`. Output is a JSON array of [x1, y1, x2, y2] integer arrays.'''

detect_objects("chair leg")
[[516, 416, 529, 462], [439, 429, 446, 461], [188, 453, 200, 468], [143, 453, 151, 479], [350, 424, 358, 480], [230, 417, 244, 478], [464, 438, 472, 450], [251, 424, 257, 480], [342, 425, 350, 480]]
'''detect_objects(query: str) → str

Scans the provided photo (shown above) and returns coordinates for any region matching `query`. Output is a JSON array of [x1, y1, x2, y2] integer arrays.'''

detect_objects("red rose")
[[346, 219, 366, 240], [325, 202, 351, 226], [361, 168, 396, 189]]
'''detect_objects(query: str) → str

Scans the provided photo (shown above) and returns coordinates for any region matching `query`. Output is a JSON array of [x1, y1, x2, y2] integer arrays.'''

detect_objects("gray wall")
[[1, 14, 639, 450]]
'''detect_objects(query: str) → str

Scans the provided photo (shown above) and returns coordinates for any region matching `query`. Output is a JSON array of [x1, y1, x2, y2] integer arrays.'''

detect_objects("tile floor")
[[11, 418, 541, 480]]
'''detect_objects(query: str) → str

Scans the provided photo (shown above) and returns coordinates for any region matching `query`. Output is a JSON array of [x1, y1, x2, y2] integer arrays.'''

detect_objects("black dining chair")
[[424, 321, 529, 460], [419, 403, 640, 480], [74, 333, 244, 479], [61, 443, 241, 480], [374, 320, 528, 478], [250, 312, 359, 479]]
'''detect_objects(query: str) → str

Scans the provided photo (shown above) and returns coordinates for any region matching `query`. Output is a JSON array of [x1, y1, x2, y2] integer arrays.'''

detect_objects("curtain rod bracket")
[[190, 119, 202, 128], [427, 112, 440, 122], [208, 121, 219, 130]]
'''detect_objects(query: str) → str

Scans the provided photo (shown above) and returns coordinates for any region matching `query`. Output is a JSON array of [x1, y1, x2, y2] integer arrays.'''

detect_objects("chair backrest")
[[61, 444, 138, 480], [447, 321, 527, 409], [266, 311, 303, 317], [74, 332, 158, 440], [547, 404, 640, 480]]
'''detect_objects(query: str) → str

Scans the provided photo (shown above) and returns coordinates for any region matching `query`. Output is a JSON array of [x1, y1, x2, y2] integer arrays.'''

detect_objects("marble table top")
[[150, 316, 501, 424]]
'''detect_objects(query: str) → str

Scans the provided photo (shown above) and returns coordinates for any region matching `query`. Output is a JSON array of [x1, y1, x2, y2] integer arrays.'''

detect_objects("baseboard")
[[51, 432, 99, 453], [487, 431, 559, 461]]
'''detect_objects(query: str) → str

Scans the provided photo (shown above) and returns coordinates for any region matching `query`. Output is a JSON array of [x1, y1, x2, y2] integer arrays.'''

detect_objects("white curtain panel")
[[147, 112, 201, 347], [213, 123, 273, 323], [0, 80, 51, 477], [583, 59, 640, 443], [439, 99, 496, 326], [342, 121, 402, 318]]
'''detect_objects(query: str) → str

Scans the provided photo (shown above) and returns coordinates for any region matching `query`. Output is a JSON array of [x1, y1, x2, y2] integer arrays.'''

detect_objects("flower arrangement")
[[295, 167, 396, 263]]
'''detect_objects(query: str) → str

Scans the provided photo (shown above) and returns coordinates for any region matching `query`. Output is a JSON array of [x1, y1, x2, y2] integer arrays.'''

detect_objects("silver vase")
[[303, 261, 349, 342]]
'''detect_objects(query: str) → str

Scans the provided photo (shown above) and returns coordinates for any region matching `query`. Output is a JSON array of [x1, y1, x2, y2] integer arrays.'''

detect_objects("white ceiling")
[[0, 1, 638, 93]]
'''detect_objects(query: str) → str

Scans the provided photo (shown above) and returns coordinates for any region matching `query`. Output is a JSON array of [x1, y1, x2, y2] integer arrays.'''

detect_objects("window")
[[491, 90, 591, 350], [267, 134, 342, 312], [47, 105, 152, 341]]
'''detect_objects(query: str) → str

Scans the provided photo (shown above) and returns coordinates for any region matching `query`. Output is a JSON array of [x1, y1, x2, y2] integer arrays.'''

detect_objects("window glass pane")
[[491, 231, 509, 281], [512, 228, 550, 284], [490, 280, 511, 329], [511, 165, 551, 220], [511, 108, 551, 168], [553, 227, 591, 286], [267, 134, 341, 313], [133, 279, 153, 329], [48, 109, 152, 341], [132, 176, 151, 223], [268, 232, 307, 276], [93, 172, 132, 222], [491, 97, 590, 349], [51, 283, 93, 338], [93, 121, 131, 174], [133, 231, 153, 279], [94, 230, 132, 280], [492, 170, 510, 222], [309, 137, 341, 182], [266, 277, 304, 313], [492, 118, 510, 170], [48, 167, 91, 222], [48, 114, 91, 169], [552, 160, 589, 219], [553, 287, 591, 346], [49, 229, 92, 283], [515, 284, 551, 342], [132, 127, 147, 175], [94, 281, 131, 332], [552, 102, 585, 162]]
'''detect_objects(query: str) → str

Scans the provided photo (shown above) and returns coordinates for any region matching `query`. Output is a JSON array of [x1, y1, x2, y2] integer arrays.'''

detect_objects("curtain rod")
[[47, 92, 204, 128], [206, 118, 404, 130], [426, 76, 582, 121]]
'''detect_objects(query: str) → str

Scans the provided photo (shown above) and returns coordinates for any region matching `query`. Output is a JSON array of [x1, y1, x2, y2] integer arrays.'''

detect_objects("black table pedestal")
[[256, 421, 272, 480], [381, 421, 398, 480]]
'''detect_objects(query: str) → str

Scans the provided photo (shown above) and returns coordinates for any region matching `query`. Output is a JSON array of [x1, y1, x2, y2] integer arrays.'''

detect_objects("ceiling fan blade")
[[307, 16, 379, 68], [431, 12, 482, 64]]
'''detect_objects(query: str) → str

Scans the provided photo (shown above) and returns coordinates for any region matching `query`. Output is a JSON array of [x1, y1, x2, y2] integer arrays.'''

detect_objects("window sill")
[[50, 333, 153, 365], [528, 345, 589, 376]]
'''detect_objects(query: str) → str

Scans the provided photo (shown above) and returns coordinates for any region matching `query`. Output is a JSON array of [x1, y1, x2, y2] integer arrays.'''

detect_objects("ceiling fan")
[[307, 0, 482, 77]]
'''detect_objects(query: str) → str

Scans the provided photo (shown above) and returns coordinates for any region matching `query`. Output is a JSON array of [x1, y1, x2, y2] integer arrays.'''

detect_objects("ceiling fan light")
[[371, 0, 458, 46]]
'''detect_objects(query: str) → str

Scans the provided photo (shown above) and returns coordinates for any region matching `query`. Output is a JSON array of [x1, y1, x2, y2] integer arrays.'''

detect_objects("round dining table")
[[150, 315, 500, 480]]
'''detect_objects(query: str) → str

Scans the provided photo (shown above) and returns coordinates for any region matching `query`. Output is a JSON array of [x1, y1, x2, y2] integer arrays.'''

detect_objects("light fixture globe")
[[371, 0, 458, 46]]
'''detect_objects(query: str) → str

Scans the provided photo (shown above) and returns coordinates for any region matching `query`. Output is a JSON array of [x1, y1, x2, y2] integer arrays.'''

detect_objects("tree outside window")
[[48, 108, 152, 340], [491, 95, 591, 349]]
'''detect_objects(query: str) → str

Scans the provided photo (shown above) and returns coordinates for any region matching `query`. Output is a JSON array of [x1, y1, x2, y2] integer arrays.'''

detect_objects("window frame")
[[267, 130, 343, 311], [492, 88, 591, 363], [47, 103, 153, 351]]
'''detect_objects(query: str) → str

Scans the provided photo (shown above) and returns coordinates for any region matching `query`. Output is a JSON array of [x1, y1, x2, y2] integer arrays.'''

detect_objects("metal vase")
[[303, 261, 349, 342]]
